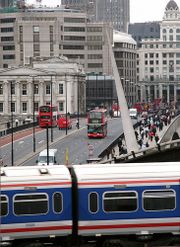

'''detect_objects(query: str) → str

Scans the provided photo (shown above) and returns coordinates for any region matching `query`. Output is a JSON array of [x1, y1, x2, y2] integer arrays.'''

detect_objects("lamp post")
[[77, 73, 80, 129], [65, 74, 68, 135], [50, 74, 55, 142], [10, 81, 14, 166], [30, 75, 37, 153]]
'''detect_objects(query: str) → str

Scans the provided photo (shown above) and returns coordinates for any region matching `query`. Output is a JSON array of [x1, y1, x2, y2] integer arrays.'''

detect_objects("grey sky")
[[27, 0, 173, 23]]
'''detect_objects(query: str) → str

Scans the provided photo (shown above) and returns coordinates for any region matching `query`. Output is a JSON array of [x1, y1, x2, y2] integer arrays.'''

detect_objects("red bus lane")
[[0, 127, 44, 146]]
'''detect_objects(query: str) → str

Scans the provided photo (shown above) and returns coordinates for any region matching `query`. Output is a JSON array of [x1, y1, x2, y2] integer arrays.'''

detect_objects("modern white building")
[[0, 56, 86, 124], [137, 0, 180, 104]]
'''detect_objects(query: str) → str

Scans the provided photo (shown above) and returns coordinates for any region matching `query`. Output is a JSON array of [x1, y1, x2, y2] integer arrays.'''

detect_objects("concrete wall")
[[159, 115, 180, 144]]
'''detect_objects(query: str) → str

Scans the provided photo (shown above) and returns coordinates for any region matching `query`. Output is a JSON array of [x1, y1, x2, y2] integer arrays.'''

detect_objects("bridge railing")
[[99, 138, 180, 164]]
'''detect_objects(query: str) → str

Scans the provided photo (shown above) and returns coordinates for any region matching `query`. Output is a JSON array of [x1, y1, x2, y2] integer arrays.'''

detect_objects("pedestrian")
[[155, 134, 159, 144], [76, 119, 79, 129]]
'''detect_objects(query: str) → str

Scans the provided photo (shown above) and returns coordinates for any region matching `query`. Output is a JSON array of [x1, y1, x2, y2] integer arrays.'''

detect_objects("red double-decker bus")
[[87, 108, 108, 138], [38, 105, 58, 127]]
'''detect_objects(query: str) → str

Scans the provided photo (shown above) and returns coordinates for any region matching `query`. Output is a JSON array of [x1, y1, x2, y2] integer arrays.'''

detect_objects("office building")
[[137, 0, 180, 104], [62, 0, 130, 32], [128, 22, 160, 48], [0, 0, 15, 8], [0, 6, 113, 75]]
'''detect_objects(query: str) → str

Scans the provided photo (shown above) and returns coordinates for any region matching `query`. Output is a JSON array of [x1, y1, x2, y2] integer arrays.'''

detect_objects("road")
[[1, 117, 125, 166]]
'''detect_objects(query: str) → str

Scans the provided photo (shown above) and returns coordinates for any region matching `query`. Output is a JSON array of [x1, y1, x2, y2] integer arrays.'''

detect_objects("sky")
[[26, 0, 172, 23]]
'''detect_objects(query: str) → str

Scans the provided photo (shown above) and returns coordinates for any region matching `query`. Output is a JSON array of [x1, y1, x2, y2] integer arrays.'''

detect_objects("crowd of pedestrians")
[[105, 107, 175, 160], [135, 110, 172, 149]]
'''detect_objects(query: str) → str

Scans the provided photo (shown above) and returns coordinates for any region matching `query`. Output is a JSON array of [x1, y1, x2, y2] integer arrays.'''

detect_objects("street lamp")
[[77, 73, 80, 129], [10, 80, 14, 166], [65, 74, 68, 135], [30, 75, 37, 153], [49, 73, 56, 142]]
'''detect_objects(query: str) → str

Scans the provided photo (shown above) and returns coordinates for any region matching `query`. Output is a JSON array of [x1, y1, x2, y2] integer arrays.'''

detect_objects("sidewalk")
[[108, 122, 170, 160]]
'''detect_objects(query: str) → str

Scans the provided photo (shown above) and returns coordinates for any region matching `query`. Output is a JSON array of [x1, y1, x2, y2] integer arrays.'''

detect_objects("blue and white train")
[[1, 162, 180, 247]]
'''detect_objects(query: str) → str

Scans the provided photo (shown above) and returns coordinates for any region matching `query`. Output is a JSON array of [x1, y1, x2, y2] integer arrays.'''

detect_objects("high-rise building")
[[0, 0, 15, 8], [61, 0, 96, 20], [0, 7, 113, 75], [96, 0, 130, 32], [61, 0, 130, 32]]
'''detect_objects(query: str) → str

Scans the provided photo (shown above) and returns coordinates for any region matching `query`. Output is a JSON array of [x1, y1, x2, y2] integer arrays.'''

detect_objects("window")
[[103, 191, 138, 212], [143, 190, 175, 211], [1, 27, 13, 32], [0, 195, 8, 216], [1, 36, 14, 41], [22, 102, 27, 113], [59, 102, 64, 111], [53, 192, 62, 213], [46, 84, 51, 95], [0, 102, 3, 112], [22, 84, 27, 95], [89, 192, 98, 213], [11, 102, 15, 113], [59, 84, 63, 94], [14, 193, 48, 215], [0, 84, 3, 94], [10, 83, 15, 95], [3, 45, 15, 51], [3, 55, 15, 60], [34, 102, 39, 112], [33, 26, 39, 33], [34, 84, 39, 94]]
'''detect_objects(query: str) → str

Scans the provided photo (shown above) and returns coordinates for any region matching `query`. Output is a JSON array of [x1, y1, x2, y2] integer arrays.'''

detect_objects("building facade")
[[0, 56, 86, 124], [128, 22, 160, 48], [0, 0, 15, 8], [113, 31, 137, 107], [137, 0, 180, 104], [61, 0, 130, 32], [0, 7, 113, 75]]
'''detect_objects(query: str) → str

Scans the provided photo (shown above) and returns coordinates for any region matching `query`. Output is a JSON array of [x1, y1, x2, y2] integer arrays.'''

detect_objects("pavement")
[[102, 119, 170, 162]]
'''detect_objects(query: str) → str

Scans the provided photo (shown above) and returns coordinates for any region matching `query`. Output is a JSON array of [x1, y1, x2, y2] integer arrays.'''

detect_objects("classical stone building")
[[0, 56, 86, 124], [137, 0, 180, 104]]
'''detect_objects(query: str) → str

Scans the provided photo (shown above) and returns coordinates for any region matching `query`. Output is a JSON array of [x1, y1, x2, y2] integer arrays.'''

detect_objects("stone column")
[[167, 85, 170, 103], [16, 81, 21, 115], [4, 80, 9, 115], [39, 79, 44, 106], [27, 79, 33, 116], [159, 84, 163, 99], [174, 84, 177, 102]]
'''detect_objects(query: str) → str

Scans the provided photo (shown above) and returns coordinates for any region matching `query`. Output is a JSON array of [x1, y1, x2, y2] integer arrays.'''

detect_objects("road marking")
[[18, 141, 24, 145], [38, 140, 44, 144]]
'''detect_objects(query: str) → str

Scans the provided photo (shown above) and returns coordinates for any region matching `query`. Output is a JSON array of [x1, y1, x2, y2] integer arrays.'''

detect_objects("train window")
[[14, 193, 48, 215], [103, 191, 137, 212], [143, 190, 176, 211], [53, 192, 63, 213], [89, 192, 99, 213], [0, 195, 8, 216]]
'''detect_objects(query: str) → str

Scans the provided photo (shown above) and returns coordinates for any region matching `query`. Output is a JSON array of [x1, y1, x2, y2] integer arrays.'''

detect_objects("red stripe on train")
[[1, 182, 72, 188], [79, 222, 180, 230], [1, 225, 72, 233], [78, 179, 180, 186]]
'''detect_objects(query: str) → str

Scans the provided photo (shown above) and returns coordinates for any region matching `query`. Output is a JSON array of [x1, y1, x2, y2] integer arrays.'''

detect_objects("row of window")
[[1, 189, 176, 217], [145, 53, 180, 58], [0, 102, 64, 113], [0, 83, 64, 95], [143, 43, 180, 49]]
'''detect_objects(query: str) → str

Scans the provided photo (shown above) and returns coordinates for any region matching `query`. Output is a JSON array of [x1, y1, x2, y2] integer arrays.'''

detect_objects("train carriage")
[[73, 163, 180, 244], [1, 166, 72, 246], [1, 162, 180, 247]]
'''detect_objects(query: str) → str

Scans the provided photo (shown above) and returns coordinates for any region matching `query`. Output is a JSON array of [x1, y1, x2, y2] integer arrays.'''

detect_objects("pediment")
[[33, 56, 68, 64], [0, 66, 50, 76]]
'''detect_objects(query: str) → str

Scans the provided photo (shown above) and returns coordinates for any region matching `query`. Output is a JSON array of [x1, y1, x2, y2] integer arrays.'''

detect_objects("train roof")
[[1, 165, 71, 183], [73, 162, 180, 182]]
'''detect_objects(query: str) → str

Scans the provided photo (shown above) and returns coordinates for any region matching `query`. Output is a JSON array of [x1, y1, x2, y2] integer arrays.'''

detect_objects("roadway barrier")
[[0, 122, 38, 137]]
